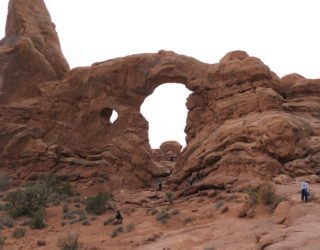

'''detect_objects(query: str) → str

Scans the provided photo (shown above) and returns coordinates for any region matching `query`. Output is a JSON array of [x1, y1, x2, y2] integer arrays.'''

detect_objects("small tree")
[[85, 192, 111, 215], [258, 182, 276, 206], [30, 210, 46, 229]]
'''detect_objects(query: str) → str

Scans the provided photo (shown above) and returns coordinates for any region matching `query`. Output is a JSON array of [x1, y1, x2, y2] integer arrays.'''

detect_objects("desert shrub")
[[73, 197, 81, 203], [79, 214, 87, 222], [63, 213, 76, 220], [30, 210, 46, 229], [270, 195, 286, 211], [20, 219, 31, 227], [103, 216, 114, 225], [215, 200, 224, 209], [6, 173, 74, 218], [116, 226, 123, 233], [183, 216, 193, 224], [59, 182, 74, 197], [0, 204, 6, 212], [111, 229, 118, 238], [11, 227, 26, 238], [0, 236, 6, 249], [0, 216, 14, 228], [165, 192, 174, 205], [170, 208, 180, 216], [111, 226, 123, 238], [85, 192, 111, 215], [0, 173, 11, 191], [126, 223, 135, 232], [57, 232, 82, 250], [156, 210, 170, 224], [62, 203, 69, 213], [81, 220, 90, 226], [258, 182, 276, 206], [6, 186, 46, 218], [147, 208, 158, 216], [243, 183, 279, 208], [243, 186, 258, 206]]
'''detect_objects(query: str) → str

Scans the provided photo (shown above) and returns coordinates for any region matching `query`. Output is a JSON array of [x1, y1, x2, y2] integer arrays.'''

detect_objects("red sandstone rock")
[[160, 141, 182, 155], [0, 0, 69, 104], [1, 0, 320, 192]]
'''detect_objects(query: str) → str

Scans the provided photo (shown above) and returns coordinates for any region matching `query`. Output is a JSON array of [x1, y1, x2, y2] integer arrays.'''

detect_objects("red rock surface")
[[1, 0, 320, 193]]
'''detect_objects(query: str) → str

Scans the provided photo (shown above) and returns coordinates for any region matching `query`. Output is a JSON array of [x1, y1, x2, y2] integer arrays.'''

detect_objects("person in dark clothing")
[[158, 181, 162, 191], [301, 180, 310, 202], [115, 210, 123, 224]]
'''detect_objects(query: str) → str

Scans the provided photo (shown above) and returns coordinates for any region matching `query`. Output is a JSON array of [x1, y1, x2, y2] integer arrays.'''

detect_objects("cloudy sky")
[[1, 0, 320, 148]]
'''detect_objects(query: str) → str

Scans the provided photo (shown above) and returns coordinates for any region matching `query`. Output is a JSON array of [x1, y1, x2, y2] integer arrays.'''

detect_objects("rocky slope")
[[1, 0, 320, 194]]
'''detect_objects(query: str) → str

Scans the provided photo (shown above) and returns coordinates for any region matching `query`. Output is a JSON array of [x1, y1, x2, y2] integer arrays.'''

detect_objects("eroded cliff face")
[[0, 0, 69, 104], [1, 0, 320, 190]]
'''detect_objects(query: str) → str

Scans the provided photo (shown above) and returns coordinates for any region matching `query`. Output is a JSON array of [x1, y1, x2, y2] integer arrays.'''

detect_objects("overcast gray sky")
[[1, 0, 320, 148]]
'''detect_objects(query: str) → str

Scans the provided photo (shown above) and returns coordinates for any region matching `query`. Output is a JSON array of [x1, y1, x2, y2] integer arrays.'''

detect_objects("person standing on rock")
[[158, 181, 162, 191], [115, 210, 123, 224], [301, 180, 310, 202]]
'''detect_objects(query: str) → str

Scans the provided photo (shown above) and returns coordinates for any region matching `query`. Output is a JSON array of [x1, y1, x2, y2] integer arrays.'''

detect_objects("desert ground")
[[1, 173, 320, 250]]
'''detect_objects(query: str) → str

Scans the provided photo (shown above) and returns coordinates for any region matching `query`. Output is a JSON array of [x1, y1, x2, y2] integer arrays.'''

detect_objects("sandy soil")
[[1, 179, 320, 250]]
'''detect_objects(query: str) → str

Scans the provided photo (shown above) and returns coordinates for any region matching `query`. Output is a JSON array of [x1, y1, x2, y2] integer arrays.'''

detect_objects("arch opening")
[[141, 83, 192, 149], [100, 107, 118, 125]]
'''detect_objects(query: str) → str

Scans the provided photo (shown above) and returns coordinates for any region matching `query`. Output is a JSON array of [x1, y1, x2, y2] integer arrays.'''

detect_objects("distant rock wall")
[[1, 0, 320, 189]]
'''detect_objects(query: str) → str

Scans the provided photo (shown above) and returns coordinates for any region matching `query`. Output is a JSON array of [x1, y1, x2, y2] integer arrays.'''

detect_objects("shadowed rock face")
[[1, 0, 320, 190]]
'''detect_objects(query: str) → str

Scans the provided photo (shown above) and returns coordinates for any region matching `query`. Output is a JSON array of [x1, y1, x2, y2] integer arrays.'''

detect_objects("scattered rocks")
[[37, 240, 46, 247], [218, 205, 228, 214]]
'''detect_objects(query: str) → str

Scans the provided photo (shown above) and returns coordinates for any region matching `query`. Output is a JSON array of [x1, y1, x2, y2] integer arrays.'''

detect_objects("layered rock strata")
[[1, 0, 320, 190]]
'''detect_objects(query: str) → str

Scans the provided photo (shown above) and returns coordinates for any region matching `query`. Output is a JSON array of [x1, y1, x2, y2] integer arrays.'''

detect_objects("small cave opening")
[[100, 107, 118, 125]]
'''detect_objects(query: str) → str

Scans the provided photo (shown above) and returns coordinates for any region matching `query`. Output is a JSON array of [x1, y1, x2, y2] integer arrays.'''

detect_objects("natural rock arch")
[[2, 0, 320, 191], [140, 82, 192, 149]]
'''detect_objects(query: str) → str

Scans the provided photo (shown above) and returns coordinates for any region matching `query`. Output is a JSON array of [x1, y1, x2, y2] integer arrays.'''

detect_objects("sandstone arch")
[[141, 82, 191, 148], [2, 0, 320, 191]]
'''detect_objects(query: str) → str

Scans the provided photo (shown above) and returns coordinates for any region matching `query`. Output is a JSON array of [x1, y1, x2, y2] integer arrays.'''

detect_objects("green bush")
[[244, 182, 283, 211], [183, 216, 193, 224], [126, 223, 135, 232], [81, 220, 90, 226], [63, 213, 76, 220], [0, 236, 6, 249], [57, 232, 82, 250], [59, 182, 74, 197], [258, 182, 276, 206], [30, 210, 46, 229], [111, 229, 118, 238], [85, 192, 111, 215], [243, 186, 258, 206], [11, 227, 26, 238], [6, 185, 47, 218], [0, 216, 14, 228], [156, 210, 170, 224], [0, 173, 11, 191], [165, 192, 174, 205], [6, 173, 75, 218], [170, 208, 180, 216]]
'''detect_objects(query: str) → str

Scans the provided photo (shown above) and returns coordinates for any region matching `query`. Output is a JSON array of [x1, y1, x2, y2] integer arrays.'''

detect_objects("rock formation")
[[1, 0, 320, 191]]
